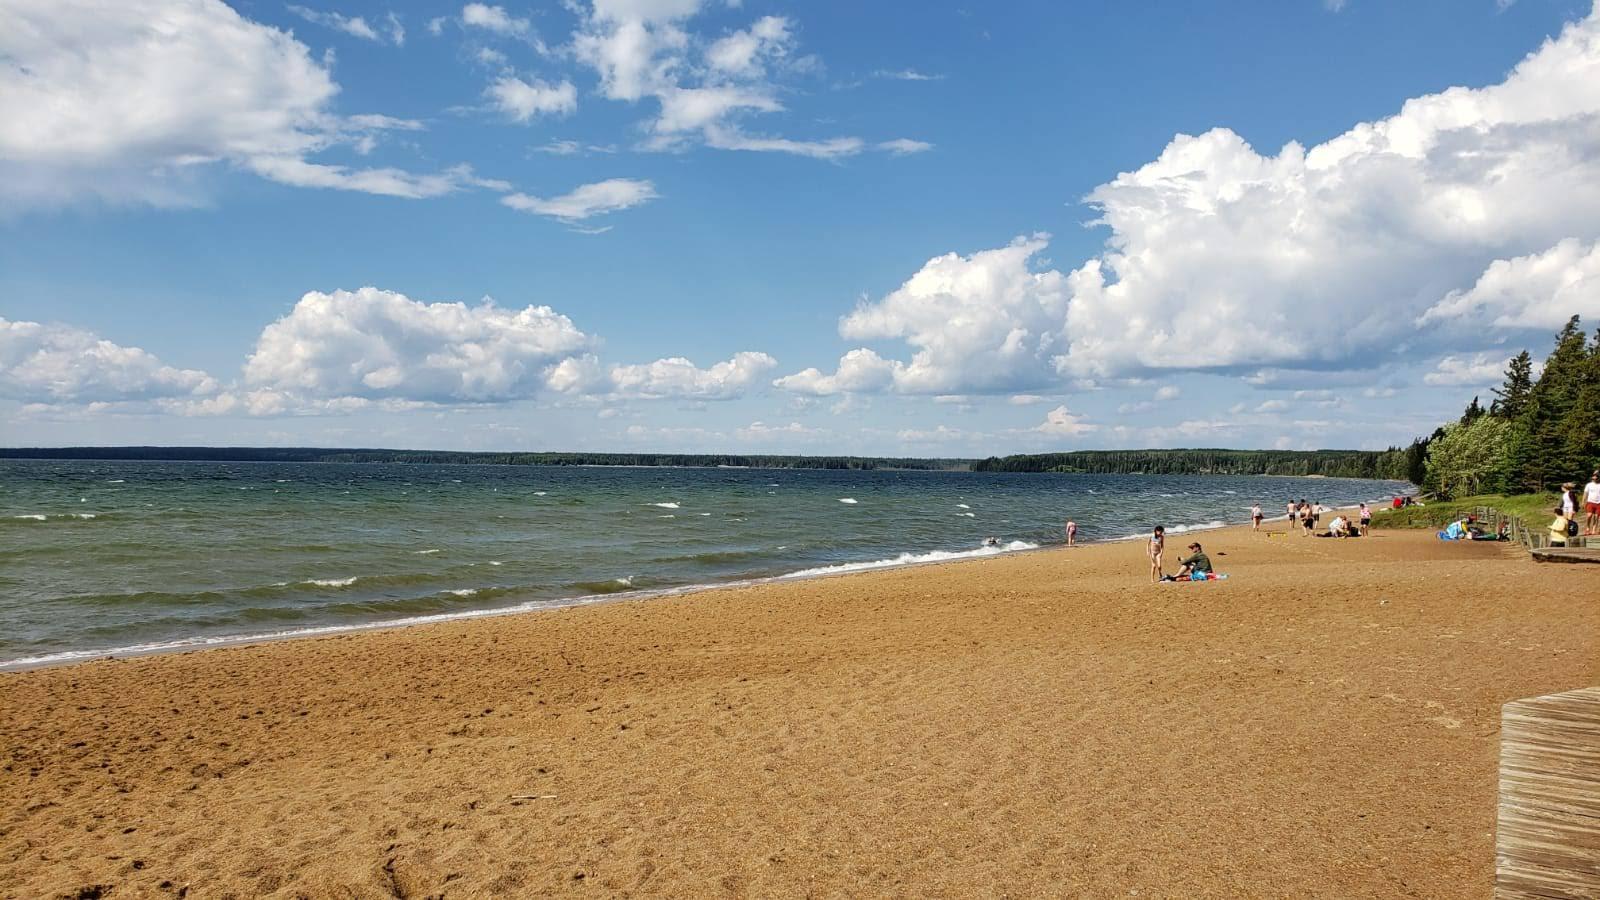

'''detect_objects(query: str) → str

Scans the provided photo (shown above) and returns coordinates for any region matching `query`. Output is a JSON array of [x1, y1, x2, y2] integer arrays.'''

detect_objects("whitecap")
[[488, 561, 504, 566], [782, 541, 1039, 579], [71, 513, 97, 519], [413, 549, 442, 555], [303, 577, 358, 588], [838, 498, 858, 504], [446, 588, 478, 597], [698, 512, 711, 516], [651, 502, 680, 509], [657, 514, 676, 519], [12, 514, 46, 521], [106, 479, 125, 484], [958, 512, 976, 518], [534, 491, 548, 496], [957, 503, 971, 509]]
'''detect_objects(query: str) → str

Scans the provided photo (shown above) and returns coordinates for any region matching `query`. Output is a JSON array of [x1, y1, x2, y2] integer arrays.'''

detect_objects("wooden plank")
[[1496, 687, 1600, 899]]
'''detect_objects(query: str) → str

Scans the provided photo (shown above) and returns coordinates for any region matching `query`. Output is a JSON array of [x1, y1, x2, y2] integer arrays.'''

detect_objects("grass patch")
[[1372, 493, 1558, 530]]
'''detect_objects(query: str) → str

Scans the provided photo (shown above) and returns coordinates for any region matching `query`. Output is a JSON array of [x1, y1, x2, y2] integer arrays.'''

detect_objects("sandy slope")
[[3, 522, 1597, 898]]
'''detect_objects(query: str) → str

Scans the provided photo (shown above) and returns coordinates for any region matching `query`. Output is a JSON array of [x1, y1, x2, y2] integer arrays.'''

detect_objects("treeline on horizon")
[[0, 446, 971, 471], [1421, 314, 1600, 499], [971, 448, 1422, 480]]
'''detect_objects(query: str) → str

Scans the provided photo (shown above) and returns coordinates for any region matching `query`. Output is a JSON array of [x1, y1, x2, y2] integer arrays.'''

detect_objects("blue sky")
[[4, 0, 1600, 454]]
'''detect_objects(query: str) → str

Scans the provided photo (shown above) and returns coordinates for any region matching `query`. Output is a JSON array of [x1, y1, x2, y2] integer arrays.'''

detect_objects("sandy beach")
[[3, 520, 1597, 898]]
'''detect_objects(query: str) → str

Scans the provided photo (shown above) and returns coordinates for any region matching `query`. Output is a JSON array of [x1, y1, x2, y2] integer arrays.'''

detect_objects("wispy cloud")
[[873, 68, 944, 81], [878, 138, 933, 156], [501, 178, 660, 223], [287, 6, 404, 46]]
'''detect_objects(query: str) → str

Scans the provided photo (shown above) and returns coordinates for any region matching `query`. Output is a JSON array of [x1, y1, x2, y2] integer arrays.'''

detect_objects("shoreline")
[[1, 498, 1403, 673]]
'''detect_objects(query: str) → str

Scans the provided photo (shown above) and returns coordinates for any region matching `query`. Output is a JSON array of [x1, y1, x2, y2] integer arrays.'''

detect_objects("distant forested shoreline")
[[971, 448, 1422, 481], [0, 447, 970, 471], [1, 446, 1419, 480]]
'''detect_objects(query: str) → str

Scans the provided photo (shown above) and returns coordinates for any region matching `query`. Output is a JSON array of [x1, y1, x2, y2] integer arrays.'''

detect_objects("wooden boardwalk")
[[1495, 687, 1600, 899], [1530, 547, 1600, 565]]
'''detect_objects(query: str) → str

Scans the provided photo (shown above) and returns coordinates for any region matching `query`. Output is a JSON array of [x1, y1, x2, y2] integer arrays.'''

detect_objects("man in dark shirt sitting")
[[1176, 542, 1212, 579]]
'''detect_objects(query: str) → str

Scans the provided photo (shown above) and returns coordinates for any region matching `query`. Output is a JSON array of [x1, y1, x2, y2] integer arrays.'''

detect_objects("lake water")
[[0, 460, 1410, 668]]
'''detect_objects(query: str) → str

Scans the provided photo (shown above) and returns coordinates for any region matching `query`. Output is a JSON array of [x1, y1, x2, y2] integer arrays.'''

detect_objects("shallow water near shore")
[[0, 459, 1407, 667]]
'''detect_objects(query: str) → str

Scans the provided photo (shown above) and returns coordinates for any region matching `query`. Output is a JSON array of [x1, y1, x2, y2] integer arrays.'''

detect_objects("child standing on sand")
[[1359, 503, 1372, 536], [1148, 525, 1165, 583], [1251, 503, 1263, 532]]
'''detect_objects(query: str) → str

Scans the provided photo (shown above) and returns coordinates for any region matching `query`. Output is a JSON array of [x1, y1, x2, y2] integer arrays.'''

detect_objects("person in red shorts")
[[1584, 471, 1600, 536]]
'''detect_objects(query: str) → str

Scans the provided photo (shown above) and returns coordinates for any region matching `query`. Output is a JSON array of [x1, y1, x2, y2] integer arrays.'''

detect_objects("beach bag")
[[1568, 519, 1580, 537]]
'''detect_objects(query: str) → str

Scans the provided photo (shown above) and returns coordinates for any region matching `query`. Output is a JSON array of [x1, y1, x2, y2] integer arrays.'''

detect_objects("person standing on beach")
[[1065, 519, 1078, 547], [1148, 526, 1165, 583], [1584, 472, 1600, 536], [1359, 503, 1372, 537], [1285, 500, 1296, 533], [1301, 500, 1314, 536], [1251, 503, 1263, 532]]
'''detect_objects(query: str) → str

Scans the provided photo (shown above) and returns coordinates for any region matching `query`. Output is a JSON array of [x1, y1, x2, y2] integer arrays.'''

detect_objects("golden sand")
[[3, 522, 1597, 898]]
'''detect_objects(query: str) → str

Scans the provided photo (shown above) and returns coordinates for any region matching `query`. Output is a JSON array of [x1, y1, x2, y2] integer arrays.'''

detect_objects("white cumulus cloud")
[[0, 318, 218, 403], [609, 351, 777, 399], [772, 348, 902, 395], [0, 0, 492, 209], [787, 3, 1600, 393], [243, 287, 596, 402], [460, 3, 529, 36], [485, 76, 578, 122], [831, 234, 1069, 394], [1423, 353, 1513, 387], [1034, 405, 1098, 437], [1419, 238, 1600, 330]]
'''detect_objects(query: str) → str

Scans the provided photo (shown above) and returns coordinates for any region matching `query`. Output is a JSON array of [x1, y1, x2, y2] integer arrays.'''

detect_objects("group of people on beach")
[[1549, 471, 1600, 547], [1276, 498, 1369, 537]]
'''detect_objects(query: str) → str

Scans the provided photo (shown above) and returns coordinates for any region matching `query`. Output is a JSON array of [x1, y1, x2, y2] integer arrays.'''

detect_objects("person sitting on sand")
[[1148, 525, 1165, 583], [1175, 542, 1212, 579]]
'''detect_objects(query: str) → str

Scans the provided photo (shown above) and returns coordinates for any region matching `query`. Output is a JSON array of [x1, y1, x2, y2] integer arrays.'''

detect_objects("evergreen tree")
[[1460, 395, 1485, 425], [1506, 316, 1588, 490], [1560, 327, 1600, 477], [1490, 351, 1534, 418]]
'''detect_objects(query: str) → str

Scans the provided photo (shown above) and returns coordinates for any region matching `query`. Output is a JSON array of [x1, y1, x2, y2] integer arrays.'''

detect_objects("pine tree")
[[1508, 316, 1588, 490], [1460, 395, 1485, 425], [1491, 351, 1534, 418], [1560, 327, 1600, 477]]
